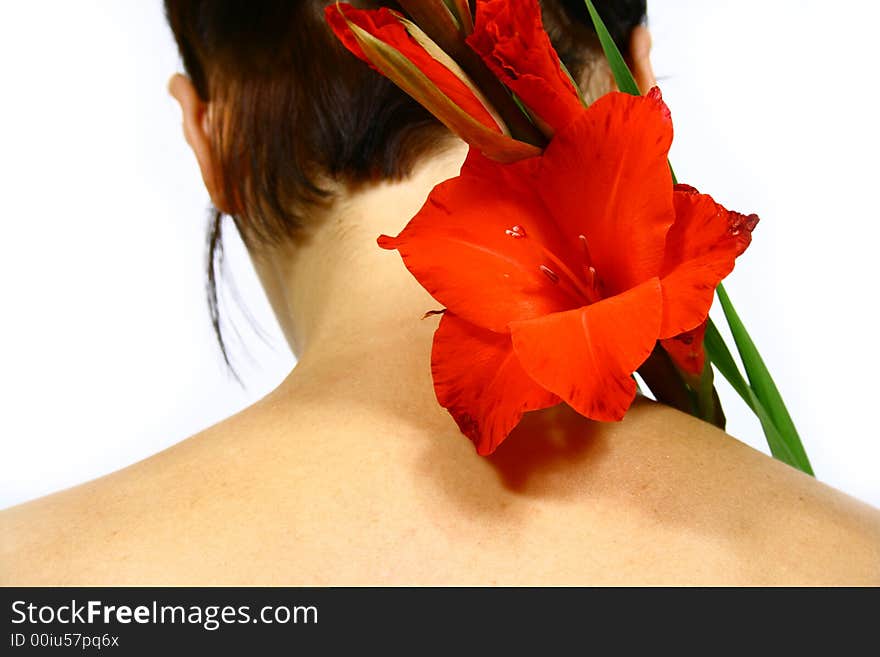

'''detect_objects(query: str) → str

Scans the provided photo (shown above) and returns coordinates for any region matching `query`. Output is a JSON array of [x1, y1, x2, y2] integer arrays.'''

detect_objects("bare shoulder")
[[0, 397, 291, 586], [475, 398, 880, 584]]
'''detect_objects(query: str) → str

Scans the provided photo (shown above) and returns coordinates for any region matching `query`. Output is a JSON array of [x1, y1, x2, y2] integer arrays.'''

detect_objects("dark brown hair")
[[164, 0, 647, 368]]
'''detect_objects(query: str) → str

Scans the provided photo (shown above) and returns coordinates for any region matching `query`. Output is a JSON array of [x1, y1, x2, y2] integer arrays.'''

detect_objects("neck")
[[251, 140, 469, 419]]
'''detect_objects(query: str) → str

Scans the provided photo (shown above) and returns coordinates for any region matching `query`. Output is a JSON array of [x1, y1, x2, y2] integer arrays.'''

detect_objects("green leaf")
[[716, 284, 814, 475], [706, 318, 807, 469], [583, 0, 641, 96], [749, 394, 802, 468]]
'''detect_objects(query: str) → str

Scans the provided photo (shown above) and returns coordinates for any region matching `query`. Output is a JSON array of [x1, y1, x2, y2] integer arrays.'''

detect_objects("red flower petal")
[[432, 312, 560, 455], [509, 278, 663, 421], [537, 90, 675, 296], [325, 3, 500, 133], [658, 185, 759, 338], [379, 149, 582, 332], [660, 321, 708, 376], [467, 0, 583, 134]]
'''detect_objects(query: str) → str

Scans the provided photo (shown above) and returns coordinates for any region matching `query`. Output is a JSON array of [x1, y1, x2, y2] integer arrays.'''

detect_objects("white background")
[[1, 1, 878, 509]]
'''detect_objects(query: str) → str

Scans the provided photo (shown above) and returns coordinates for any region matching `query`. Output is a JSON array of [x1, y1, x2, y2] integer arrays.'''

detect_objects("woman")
[[2, 0, 878, 585]]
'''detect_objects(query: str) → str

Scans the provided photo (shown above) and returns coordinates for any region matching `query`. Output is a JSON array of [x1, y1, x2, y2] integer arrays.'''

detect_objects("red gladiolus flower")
[[379, 90, 757, 455], [466, 0, 584, 135]]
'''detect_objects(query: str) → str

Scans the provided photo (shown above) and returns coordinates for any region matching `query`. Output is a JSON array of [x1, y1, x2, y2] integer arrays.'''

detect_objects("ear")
[[168, 73, 225, 210], [628, 25, 657, 95]]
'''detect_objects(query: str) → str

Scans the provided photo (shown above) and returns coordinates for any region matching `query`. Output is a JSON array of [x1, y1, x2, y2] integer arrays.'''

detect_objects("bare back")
[[3, 393, 878, 586]]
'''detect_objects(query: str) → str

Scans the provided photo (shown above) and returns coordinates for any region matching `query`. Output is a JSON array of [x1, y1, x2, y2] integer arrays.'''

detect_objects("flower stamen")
[[578, 234, 593, 264], [504, 224, 595, 303], [585, 265, 595, 285], [540, 265, 559, 282]]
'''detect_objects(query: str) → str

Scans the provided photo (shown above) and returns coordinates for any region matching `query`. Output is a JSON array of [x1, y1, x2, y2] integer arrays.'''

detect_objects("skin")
[[1, 30, 878, 585]]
